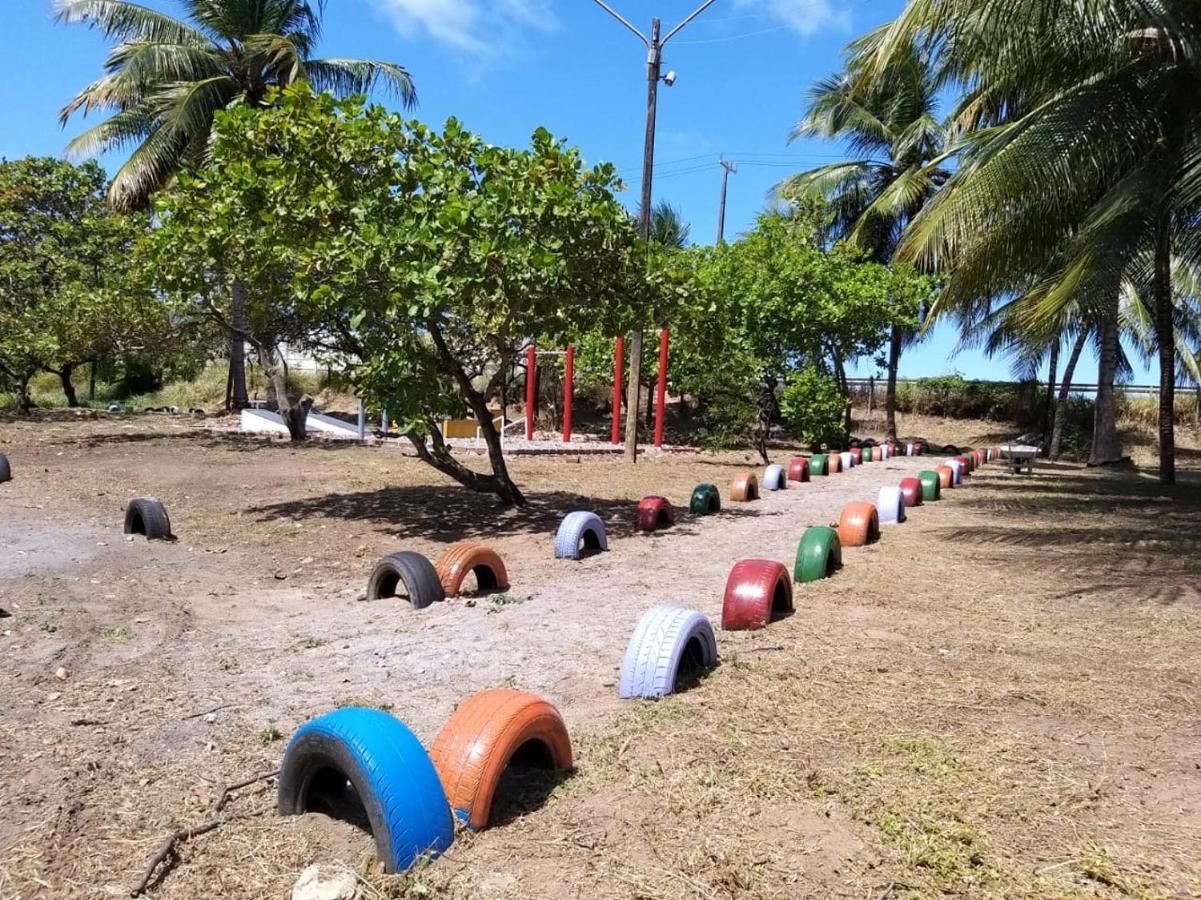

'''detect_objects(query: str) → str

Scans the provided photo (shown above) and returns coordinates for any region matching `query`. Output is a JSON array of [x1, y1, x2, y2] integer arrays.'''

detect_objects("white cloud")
[[367, 0, 556, 56], [737, 0, 851, 37]]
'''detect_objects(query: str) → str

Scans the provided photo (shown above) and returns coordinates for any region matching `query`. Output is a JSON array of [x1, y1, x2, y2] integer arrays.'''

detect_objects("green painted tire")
[[862, 446, 874, 462], [918, 471, 941, 501], [809, 454, 829, 476], [794, 526, 842, 584], [690, 483, 721, 515]]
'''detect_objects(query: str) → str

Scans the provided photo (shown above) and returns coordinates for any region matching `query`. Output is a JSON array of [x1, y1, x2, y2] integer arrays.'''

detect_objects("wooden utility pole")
[[716, 157, 736, 243], [589, 0, 718, 462]]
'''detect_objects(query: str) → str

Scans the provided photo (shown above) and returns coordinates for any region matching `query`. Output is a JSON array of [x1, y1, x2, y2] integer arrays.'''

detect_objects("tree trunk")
[[228, 279, 250, 411], [1042, 340, 1059, 454], [258, 346, 309, 442], [426, 320, 525, 505], [58, 364, 79, 408], [885, 325, 902, 442], [89, 358, 97, 401], [1049, 332, 1088, 460], [832, 349, 852, 434], [15, 370, 35, 415], [1089, 293, 1124, 466], [1153, 209, 1176, 485]]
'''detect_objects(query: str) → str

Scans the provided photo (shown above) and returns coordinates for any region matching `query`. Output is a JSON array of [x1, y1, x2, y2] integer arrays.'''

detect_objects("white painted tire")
[[880, 444, 891, 460], [619, 606, 717, 700], [905, 442, 914, 456], [554, 511, 608, 560], [944, 459, 963, 486], [763, 465, 787, 491], [877, 486, 906, 524], [839, 451, 854, 469]]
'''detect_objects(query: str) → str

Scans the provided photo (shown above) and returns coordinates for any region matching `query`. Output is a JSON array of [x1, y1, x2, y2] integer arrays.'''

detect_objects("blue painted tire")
[[619, 606, 717, 700], [877, 486, 906, 524], [763, 465, 787, 491], [277, 707, 454, 872], [554, 511, 608, 560]]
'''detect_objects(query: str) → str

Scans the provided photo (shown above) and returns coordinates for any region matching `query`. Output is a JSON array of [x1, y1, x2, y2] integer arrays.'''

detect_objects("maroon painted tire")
[[954, 455, 972, 477], [721, 559, 793, 631], [849, 447, 863, 464], [788, 457, 810, 483], [635, 496, 674, 532], [898, 477, 923, 508]]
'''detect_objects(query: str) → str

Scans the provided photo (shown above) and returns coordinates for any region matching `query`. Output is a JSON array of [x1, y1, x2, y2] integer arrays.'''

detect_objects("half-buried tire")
[[827, 454, 842, 474], [899, 477, 923, 508], [811, 454, 829, 476], [794, 526, 841, 583], [431, 689, 572, 830], [619, 606, 718, 700], [877, 486, 906, 524], [0, 453, 10, 484], [721, 559, 793, 631], [367, 551, 445, 608], [434, 542, 509, 597], [729, 471, 759, 502], [936, 465, 955, 489], [919, 471, 941, 501], [554, 511, 609, 560], [635, 496, 674, 531], [124, 497, 172, 540], [838, 501, 880, 547], [690, 484, 721, 515], [763, 465, 787, 491], [278, 707, 454, 872], [788, 458, 810, 482]]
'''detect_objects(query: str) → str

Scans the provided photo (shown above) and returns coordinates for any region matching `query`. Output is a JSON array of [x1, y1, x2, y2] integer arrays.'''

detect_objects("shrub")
[[781, 368, 848, 449]]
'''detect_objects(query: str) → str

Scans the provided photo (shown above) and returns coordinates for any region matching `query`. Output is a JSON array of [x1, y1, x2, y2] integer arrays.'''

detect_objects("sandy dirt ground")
[[0, 411, 1198, 899]]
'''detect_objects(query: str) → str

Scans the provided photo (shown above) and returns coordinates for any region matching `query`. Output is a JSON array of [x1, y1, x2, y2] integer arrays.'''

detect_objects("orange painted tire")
[[827, 454, 843, 473], [729, 470, 759, 502], [837, 502, 880, 548], [430, 689, 572, 831], [635, 496, 674, 531], [434, 542, 510, 597], [935, 465, 954, 489]]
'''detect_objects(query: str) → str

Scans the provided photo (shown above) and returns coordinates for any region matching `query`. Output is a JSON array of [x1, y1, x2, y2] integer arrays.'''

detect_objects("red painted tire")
[[827, 454, 843, 474], [913, 441, 924, 456], [635, 496, 674, 531], [729, 471, 759, 502], [850, 447, 863, 464], [430, 689, 572, 830], [837, 502, 880, 547], [721, 559, 793, 631], [434, 542, 510, 597], [899, 477, 923, 508], [788, 457, 810, 483], [954, 455, 972, 476], [935, 465, 954, 489]]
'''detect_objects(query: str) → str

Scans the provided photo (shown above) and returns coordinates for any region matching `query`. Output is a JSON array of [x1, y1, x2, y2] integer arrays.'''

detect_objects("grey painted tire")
[[762, 465, 787, 491], [367, 551, 445, 608], [0, 453, 9, 484], [877, 486, 906, 524], [554, 511, 609, 560], [839, 451, 855, 469], [123, 497, 172, 540], [619, 606, 717, 700]]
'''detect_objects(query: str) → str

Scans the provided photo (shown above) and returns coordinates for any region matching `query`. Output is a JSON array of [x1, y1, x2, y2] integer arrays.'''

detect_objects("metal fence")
[[845, 378, 1199, 399]]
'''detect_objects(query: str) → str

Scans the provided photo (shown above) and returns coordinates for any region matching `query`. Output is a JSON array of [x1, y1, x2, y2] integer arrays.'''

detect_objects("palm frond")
[[305, 59, 417, 107], [54, 0, 208, 45]]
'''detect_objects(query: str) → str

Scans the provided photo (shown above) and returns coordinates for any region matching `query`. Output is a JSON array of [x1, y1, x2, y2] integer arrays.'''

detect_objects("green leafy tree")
[[0, 157, 159, 412], [148, 86, 648, 505], [866, 0, 1201, 482], [780, 30, 949, 442], [780, 367, 848, 449]]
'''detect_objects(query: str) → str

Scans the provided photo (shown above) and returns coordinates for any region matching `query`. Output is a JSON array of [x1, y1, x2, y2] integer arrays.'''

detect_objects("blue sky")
[[0, 0, 1136, 382]]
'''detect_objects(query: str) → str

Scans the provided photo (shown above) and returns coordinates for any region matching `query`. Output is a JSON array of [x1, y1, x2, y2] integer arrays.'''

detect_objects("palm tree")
[[58, 0, 415, 210], [862, 0, 1201, 483], [647, 201, 691, 249], [779, 30, 949, 442], [58, 0, 415, 409]]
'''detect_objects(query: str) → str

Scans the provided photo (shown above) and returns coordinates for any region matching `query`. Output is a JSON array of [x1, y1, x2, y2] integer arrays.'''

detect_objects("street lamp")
[[589, 0, 718, 462]]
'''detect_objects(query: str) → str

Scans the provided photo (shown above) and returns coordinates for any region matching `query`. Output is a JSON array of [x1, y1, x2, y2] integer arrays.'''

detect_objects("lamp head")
[[662, 70, 677, 87]]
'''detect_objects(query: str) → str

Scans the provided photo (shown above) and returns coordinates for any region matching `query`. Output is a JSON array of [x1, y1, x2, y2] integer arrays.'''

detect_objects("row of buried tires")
[[0, 444, 999, 875]]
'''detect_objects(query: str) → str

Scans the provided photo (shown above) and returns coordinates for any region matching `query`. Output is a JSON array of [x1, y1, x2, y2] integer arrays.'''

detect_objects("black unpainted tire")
[[367, 551, 445, 609], [123, 497, 172, 540], [0, 453, 10, 484]]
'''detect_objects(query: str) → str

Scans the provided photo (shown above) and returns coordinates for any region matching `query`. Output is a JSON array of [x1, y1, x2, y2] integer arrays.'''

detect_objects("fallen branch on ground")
[[130, 769, 279, 897]]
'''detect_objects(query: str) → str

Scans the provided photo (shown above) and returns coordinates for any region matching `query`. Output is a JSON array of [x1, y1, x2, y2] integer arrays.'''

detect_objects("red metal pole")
[[611, 336, 624, 445], [563, 345, 574, 443], [525, 344, 536, 440], [654, 329, 669, 448]]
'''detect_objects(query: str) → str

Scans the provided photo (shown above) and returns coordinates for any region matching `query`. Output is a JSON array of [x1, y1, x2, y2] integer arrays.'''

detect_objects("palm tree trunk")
[[1153, 209, 1176, 485], [1089, 293, 1124, 466], [885, 325, 902, 442], [228, 279, 250, 411], [1042, 340, 1059, 454], [1049, 332, 1087, 460]]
